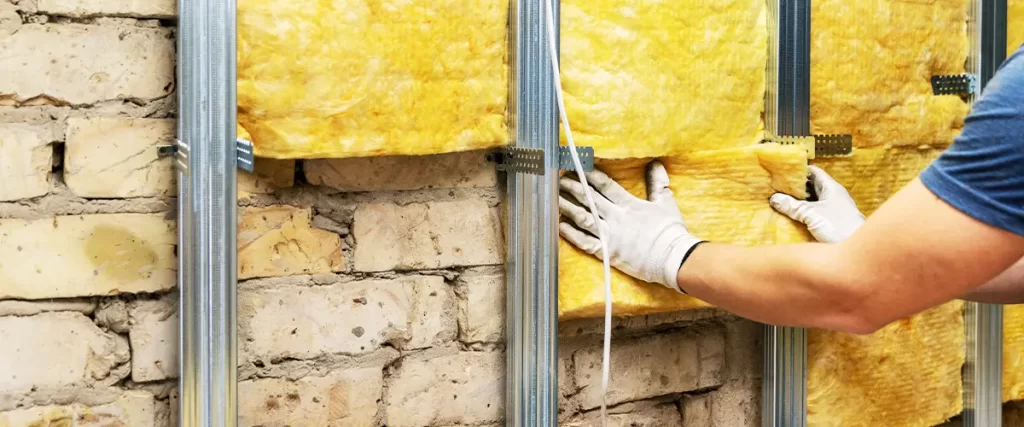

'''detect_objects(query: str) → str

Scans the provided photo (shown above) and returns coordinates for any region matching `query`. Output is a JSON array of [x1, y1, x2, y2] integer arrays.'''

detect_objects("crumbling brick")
[[0, 214, 176, 299], [385, 351, 503, 427], [0, 298, 96, 316], [0, 312, 129, 394], [37, 0, 175, 18], [305, 150, 497, 192], [0, 390, 155, 426], [238, 206, 344, 280], [0, 25, 174, 106], [457, 269, 505, 343], [129, 298, 178, 382], [239, 367, 383, 427], [64, 117, 175, 198], [0, 123, 52, 202]]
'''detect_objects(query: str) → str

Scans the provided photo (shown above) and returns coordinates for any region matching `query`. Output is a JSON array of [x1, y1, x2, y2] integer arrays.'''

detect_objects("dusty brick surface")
[[239, 367, 383, 427], [385, 351, 503, 427], [37, 0, 176, 18], [457, 270, 504, 343], [129, 299, 178, 382], [0, 390, 155, 426], [238, 206, 344, 280], [0, 123, 52, 201], [240, 276, 455, 361], [64, 117, 175, 198], [682, 381, 759, 426], [725, 319, 762, 381], [238, 158, 295, 198], [573, 330, 722, 409], [0, 25, 174, 106], [567, 403, 683, 427], [697, 326, 725, 389], [0, 214, 176, 299], [0, 298, 95, 316], [353, 200, 503, 271], [0, 312, 129, 393], [305, 150, 497, 192]]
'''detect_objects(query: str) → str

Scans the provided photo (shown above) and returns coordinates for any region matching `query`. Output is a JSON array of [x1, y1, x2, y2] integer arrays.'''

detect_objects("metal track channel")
[[506, 0, 560, 425], [762, 1, 810, 426], [177, 0, 239, 423], [963, 2, 1006, 426]]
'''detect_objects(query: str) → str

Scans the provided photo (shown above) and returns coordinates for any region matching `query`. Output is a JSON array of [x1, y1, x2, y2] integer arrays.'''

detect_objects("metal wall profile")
[[763, 1, 810, 426], [962, 1, 1006, 426], [505, 0, 560, 425], [177, 0, 239, 423]]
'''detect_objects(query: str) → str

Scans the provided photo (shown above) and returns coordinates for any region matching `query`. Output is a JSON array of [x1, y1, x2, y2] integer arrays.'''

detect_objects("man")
[[558, 49, 1024, 335]]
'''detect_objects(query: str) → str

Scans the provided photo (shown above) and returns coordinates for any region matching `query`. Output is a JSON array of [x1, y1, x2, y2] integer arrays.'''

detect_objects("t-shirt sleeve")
[[918, 46, 1024, 237]]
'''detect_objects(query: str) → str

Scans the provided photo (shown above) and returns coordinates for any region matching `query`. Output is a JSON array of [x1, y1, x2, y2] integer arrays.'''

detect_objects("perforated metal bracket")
[[931, 74, 978, 95], [761, 134, 852, 159], [157, 138, 256, 173], [486, 145, 595, 175]]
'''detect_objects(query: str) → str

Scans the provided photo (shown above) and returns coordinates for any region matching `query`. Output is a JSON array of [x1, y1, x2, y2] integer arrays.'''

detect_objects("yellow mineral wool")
[[810, 0, 970, 148], [237, 0, 508, 159], [558, 144, 811, 320], [560, 0, 768, 158], [807, 301, 965, 427], [1011, 0, 1024, 55], [811, 145, 944, 215], [1006, 304, 1024, 402]]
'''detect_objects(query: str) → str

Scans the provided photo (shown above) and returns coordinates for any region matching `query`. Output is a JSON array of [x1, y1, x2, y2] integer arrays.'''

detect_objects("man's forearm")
[[961, 257, 1024, 304]]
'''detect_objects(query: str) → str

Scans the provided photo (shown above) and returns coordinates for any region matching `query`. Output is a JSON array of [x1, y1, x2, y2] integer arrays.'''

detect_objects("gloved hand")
[[769, 165, 865, 243], [558, 161, 704, 291]]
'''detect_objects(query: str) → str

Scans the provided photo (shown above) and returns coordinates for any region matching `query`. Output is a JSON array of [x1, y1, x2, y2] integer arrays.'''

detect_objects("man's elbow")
[[819, 284, 888, 335]]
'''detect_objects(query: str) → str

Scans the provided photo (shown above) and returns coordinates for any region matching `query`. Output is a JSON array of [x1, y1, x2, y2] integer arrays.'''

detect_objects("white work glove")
[[769, 165, 865, 244], [558, 161, 704, 291]]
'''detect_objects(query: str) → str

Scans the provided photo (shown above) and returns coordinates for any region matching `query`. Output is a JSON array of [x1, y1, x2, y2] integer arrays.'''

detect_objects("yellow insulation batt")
[[810, 0, 969, 149], [237, 0, 508, 159], [1007, 305, 1024, 403], [558, 144, 812, 320], [559, 0, 768, 159], [1011, 0, 1024, 55], [806, 1, 970, 425]]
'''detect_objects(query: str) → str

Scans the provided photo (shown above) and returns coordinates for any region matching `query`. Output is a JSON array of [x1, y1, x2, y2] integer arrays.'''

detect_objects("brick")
[[567, 404, 683, 427], [353, 200, 503, 272], [457, 271, 504, 343], [698, 327, 725, 389], [0, 298, 95, 316], [385, 352, 503, 427], [0, 312, 129, 393], [680, 394, 711, 426], [64, 117, 174, 198], [573, 330, 722, 409], [129, 299, 178, 382], [0, 214, 176, 300], [238, 206, 344, 280], [0, 123, 52, 201], [725, 319, 762, 381], [682, 381, 759, 426], [0, 3, 19, 37], [37, 0, 175, 18], [239, 276, 455, 361], [0, 390, 155, 426], [238, 158, 295, 197], [239, 367, 383, 427], [0, 25, 174, 105], [305, 150, 497, 192]]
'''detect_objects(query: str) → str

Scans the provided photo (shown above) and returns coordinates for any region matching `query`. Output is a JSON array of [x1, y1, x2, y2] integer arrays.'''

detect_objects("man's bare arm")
[[961, 257, 1024, 304], [676, 179, 1024, 334]]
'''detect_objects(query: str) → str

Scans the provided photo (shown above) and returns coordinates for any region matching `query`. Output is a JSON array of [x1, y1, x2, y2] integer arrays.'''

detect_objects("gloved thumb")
[[646, 160, 674, 205], [770, 193, 816, 224]]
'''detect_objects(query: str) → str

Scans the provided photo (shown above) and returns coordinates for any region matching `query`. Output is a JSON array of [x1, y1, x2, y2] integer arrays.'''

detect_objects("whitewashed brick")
[[0, 25, 174, 105], [38, 0, 175, 18], [239, 367, 383, 427], [0, 312, 129, 393], [0, 123, 51, 201], [0, 390, 155, 426], [238, 206, 343, 280], [65, 117, 174, 198], [240, 276, 455, 361], [305, 150, 496, 192], [129, 299, 178, 382], [457, 271, 504, 343], [353, 200, 503, 271], [0, 214, 176, 299], [386, 352, 503, 427], [573, 330, 722, 409]]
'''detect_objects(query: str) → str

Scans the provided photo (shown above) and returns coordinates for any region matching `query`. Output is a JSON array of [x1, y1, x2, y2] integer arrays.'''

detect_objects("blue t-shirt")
[[919, 47, 1024, 236]]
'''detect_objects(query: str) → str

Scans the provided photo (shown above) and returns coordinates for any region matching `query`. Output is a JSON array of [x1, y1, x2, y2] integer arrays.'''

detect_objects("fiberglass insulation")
[[555, 0, 815, 319], [807, 0, 970, 425], [237, 0, 508, 158]]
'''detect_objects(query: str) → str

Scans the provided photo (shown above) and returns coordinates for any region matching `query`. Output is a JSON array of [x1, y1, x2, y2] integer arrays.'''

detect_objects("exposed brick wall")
[[0, 4, 762, 427]]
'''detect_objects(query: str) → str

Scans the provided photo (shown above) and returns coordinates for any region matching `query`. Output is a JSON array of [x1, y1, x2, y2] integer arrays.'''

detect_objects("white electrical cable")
[[540, 1, 614, 425]]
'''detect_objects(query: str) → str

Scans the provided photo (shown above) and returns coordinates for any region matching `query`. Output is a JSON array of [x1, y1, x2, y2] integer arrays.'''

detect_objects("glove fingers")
[[583, 168, 634, 204], [560, 175, 615, 214], [808, 165, 838, 199], [559, 221, 603, 257], [645, 160, 675, 204], [558, 195, 600, 235], [770, 193, 812, 223]]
